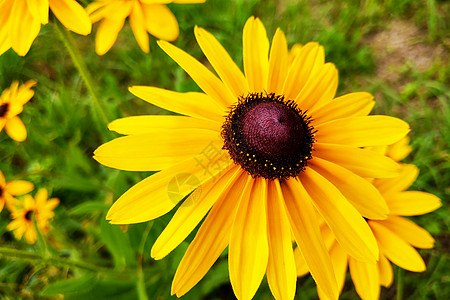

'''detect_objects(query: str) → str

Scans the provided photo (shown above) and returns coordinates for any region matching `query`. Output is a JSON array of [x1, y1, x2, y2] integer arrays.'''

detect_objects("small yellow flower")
[[0, 80, 36, 142], [86, 0, 205, 55], [0, 0, 92, 56], [0, 170, 34, 213], [7, 189, 59, 245]]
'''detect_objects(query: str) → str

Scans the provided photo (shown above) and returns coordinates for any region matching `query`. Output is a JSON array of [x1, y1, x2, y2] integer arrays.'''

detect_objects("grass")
[[0, 0, 449, 299]]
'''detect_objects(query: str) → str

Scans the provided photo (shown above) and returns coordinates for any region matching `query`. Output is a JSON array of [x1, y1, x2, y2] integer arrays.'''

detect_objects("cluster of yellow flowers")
[[0, 2, 441, 300]]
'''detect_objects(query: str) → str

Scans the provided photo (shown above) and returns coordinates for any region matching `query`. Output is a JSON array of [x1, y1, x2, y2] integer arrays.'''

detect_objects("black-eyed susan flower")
[[295, 139, 441, 300], [0, 170, 34, 213], [7, 189, 59, 244], [0, 0, 91, 56], [94, 17, 411, 300], [0, 80, 36, 142], [86, 0, 205, 55]]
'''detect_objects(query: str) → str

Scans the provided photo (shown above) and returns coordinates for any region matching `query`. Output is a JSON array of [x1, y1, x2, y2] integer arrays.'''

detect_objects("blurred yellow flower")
[[7, 189, 59, 245], [0, 170, 34, 213], [0, 0, 92, 56], [295, 140, 441, 300], [0, 80, 36, 142], [86, 0, 205, 55], [94, 17, 411, 300]]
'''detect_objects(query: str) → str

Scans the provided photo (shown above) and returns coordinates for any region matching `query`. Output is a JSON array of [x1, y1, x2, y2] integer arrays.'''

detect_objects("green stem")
[[53, 21, 109, 132], [0, 247, 133, 278], [136, 222, 153, 300], [396, 267, 403, 300]]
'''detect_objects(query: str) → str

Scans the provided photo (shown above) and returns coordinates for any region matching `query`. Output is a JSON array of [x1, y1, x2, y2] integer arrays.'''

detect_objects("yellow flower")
[[0, 80, 36, 142], [7, 189, 59, 245], [0, 0, 91, 56], [295, 146, 441, 300], [94, 17, 410, 300], [0, 170, 34, 213], [86, 0, 205, 55]]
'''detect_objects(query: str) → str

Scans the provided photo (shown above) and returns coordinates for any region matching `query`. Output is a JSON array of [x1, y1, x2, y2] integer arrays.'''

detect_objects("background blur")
[[0, 0, 448, 299]]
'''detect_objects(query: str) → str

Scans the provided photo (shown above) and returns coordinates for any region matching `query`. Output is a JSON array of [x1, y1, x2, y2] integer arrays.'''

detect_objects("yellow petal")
[[266, 180, 297, 300], [141, 3, 179, 41], [158, 40, 235, 108], [151, 165, 241, 260], [378, 254, 393, 287], [129, 2, 149, 53], [300, 167, 379, 262], [295, 63, 338, 112], [26, 0, 49, 24], [317, 241, 348, 299], [381, 216, 435, 249], [172, 171, 248, 297], [94, 128, 222, 171], [49, 0, 91, 35], [370, 221, 426, 272], [5, 116, 27, 142], [10, 0, 41, 56], [194, 26, 248, 98], [386, 136, 412, 162], [267, 28, 288, 94], [386, 191, 442, 216], [282, 42, 324, 100], [243, 17, 269, 92], [314, 143, 400, 178], [349, 257, 380, 300], [282, 178, 338, 300], [15, 80, 37, 105], [310, 92, 375, 125], [108, 115, 220, 135], [95, 18, 125, 56], [87, 1, 133, 23], [106, 154, 232, 224], [373, 164, 419, 195], [0, 171, 5, 186], [35, 188, 48, 207], [229, 177, 268, 300], [315, 116, 410, 147], [5, 180, 34, 196], [309, 157, 388, 220], [129, 86, 224, 123]]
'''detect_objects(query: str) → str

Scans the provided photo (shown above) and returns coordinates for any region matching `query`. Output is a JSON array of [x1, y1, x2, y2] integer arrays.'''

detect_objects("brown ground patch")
[[367, 19, 445, 84]]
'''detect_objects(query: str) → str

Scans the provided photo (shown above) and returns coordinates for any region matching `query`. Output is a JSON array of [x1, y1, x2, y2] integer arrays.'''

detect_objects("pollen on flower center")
[[0, 103, 8, 117], [222, 93, 315, 180]]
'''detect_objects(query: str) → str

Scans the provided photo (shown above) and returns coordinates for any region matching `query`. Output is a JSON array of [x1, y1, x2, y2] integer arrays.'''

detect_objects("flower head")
[[7, 189, 59, 244], [0, 80, 36, 142], [86, 0, 206, 55], [0, 0, 91, 56], [94, 17, 411, 300], [0, 170, 34, 213], [296, 139, 442, 300]]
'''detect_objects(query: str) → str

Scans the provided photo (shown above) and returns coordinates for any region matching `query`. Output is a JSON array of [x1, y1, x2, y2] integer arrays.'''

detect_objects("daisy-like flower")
[[0, 80, 36, 142], [0, 170, 34, 213], [94, 17, 411, 299], [86, 0, 205, 55], [295, 139, 442, 300], [0, 0, 91, 56], [7, 189, 59, 244]]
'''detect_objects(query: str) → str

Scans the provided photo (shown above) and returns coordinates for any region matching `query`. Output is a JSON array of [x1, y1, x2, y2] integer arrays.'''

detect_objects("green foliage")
[[0, 0, 448, 299]]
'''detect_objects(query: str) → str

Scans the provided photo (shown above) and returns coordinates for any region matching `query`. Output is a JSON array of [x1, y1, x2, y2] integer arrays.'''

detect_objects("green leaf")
[[70, 201, 110, 215], [40, 273, 98, 296]]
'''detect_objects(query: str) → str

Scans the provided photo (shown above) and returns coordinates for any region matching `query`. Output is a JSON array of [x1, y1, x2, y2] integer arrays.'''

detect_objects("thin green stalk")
[[136, 222, 153, 300], [53, 21, 109, 132], [0, 247, 132, 278], [396, 267, 403, 300]]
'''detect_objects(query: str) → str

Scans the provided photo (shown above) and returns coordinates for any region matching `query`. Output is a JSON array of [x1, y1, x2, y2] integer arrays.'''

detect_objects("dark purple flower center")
[[0, 103, 8, 117], [222, 93, 315, 180]]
